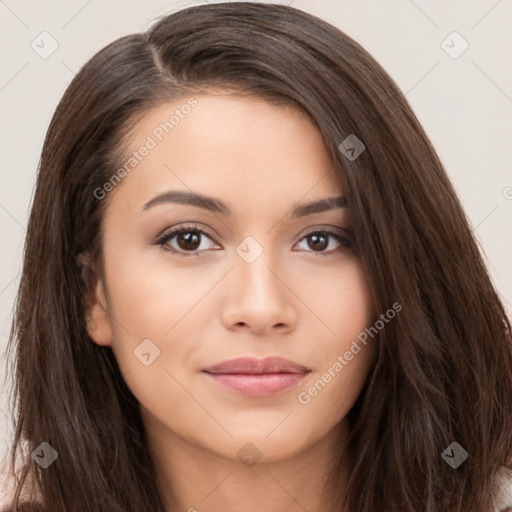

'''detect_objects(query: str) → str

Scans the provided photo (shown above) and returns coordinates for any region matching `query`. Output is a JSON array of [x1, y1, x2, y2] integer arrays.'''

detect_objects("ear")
[[77, 252, 113, 347]]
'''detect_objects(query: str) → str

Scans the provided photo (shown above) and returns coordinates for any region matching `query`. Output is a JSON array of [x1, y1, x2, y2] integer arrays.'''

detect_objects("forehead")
[[106, 92, 344, 217]]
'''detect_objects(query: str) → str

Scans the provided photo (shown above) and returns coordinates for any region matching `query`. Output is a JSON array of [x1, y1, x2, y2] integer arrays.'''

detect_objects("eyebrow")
[[142, 190, 346, 218]]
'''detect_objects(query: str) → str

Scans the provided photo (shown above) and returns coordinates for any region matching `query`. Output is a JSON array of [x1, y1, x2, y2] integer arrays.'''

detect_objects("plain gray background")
[[1, 0, 511, 490]]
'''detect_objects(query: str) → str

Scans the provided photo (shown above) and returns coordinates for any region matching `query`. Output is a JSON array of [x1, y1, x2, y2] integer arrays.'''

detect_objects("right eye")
[[155, 224, 221, 257]]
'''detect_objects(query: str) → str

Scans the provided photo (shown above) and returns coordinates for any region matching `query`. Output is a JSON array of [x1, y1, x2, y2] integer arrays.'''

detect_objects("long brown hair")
[[5, 3, 512, 511]]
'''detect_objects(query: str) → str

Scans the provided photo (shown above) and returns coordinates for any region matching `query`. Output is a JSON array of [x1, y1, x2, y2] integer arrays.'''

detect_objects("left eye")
[[155, 225, 354, 257], [294, 231, 353, 256]]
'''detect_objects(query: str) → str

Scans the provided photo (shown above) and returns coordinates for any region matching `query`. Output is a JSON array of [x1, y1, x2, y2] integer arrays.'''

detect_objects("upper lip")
[[202, 357, 311, 375]]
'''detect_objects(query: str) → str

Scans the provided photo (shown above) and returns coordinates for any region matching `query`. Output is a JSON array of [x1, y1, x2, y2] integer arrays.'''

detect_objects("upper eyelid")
[[157, 224, 219, 244], [157, 223, 351, 239]]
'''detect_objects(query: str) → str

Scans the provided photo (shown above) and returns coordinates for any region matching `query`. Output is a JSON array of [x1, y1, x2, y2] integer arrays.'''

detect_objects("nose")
[[220, 245, 298, 336]]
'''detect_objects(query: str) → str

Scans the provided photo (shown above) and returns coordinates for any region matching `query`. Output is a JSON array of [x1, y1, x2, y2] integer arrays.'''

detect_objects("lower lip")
[[202, 372, 308, 396]]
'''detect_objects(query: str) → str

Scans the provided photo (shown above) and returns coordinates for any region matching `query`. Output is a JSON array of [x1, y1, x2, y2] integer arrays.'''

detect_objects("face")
[[87, 92, 377, 465]]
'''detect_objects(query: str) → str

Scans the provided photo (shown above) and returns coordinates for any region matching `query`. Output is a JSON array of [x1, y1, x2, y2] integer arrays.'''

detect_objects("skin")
[[87, 92, 378, 512]]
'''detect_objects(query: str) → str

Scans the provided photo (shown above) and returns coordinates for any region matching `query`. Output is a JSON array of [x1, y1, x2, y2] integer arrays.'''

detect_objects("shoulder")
[[1, 476, 44, 512], [495, 467, 512, 512], [0, 462, 44, 512], [1, 505, 45, 512]]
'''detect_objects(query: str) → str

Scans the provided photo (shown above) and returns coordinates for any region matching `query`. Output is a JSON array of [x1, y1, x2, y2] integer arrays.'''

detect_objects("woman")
[[3, 2, 512, 511]]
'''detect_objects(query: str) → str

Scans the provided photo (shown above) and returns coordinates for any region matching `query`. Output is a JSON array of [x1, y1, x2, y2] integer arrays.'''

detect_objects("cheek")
[[296, 256, 376, 416], [101, 243, 229, 402], [101, 250, 209, 416], [295, 348, 375, 438], [103, 244, 221, 339], [315, 253, 375, 344], [295, 332, 377, 434]]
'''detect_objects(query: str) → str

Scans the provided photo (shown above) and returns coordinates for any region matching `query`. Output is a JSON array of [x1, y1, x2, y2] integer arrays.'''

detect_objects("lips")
[[202, 356, 311, 375], [202, 357, 311, 397]]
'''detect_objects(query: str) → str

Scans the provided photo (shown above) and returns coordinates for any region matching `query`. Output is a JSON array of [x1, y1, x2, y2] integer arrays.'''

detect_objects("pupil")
[[309, 233, 327, 251], [178, 232, 200, 250]]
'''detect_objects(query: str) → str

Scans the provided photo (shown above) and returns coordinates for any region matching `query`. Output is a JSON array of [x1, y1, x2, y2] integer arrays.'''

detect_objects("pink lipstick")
[[202, 356, 311, 397]]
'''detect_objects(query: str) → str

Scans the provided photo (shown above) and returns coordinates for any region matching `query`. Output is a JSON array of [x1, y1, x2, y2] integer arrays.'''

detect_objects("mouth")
[[201, 356, 311, 397]]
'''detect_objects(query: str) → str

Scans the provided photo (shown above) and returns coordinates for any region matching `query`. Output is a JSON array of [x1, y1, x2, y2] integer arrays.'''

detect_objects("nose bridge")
[[220, 232, 297, 333], [234, 233, 283, 300]]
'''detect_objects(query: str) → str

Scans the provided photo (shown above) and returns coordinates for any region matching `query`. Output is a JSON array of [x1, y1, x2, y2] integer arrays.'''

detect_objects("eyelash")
[[154, 223, 355, 258]]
